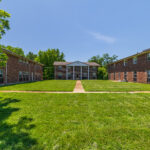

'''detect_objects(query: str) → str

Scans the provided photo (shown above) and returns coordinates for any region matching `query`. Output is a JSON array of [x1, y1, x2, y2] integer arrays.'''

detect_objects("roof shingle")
[[53, 61, 100, 66]]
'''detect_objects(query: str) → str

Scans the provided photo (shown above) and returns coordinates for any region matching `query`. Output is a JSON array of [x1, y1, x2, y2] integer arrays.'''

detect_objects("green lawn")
[[82, 80, 150, 92], [1, 93, 150, 149], [0, 80, 76, 91]]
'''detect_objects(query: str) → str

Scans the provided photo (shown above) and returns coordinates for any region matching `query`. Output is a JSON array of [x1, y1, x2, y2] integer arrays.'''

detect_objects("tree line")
[[0, 43, 117, 80], [0, 0, 117, 80]]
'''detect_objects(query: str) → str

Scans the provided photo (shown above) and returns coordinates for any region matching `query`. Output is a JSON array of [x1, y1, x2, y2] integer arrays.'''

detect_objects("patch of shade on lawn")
[[0, 80, 76, 91], [82, 80, 150, 92], [0, 93, 150, 149]]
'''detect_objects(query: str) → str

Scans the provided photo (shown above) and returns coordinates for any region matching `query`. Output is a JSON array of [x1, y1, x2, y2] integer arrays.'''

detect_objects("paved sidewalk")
[[1, 90, 150, 94], [73, 80, 85, 93]]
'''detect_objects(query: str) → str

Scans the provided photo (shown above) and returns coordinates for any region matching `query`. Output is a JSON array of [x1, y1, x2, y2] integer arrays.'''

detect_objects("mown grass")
[[1, 93, 150, 149], [82, 80, 150, 92], [0, 80, 76, 91]]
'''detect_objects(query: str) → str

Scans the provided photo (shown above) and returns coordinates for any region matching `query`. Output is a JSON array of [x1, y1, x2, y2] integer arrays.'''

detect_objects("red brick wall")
[[54, 66, 98, 80], [108, 53, 150, 83], [0, 53, 43, 85]]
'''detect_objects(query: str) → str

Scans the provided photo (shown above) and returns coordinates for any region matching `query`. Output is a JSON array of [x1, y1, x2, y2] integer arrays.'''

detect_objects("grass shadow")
[[0, 97, 42, 150]]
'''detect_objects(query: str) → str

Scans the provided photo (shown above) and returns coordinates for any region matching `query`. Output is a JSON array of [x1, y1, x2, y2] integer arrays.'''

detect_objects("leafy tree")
[[0, 45, 25, 57], [36, 48, 65, 79], [88, 53, 118, 67], [0, 1, 10, 39], [26, 52, 37, 60], [0, 0, 10, 67], [98, 67, 108, 80], [0, 48, 8, 67], [88, 55, 103, 66], [89, 53, 118, 80], [102, 53, 118, 67]]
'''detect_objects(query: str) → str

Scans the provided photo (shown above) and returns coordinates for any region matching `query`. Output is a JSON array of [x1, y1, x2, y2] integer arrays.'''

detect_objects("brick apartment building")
[[0, 49, 43, 85], [108, 48, 150, 83], [54, 61, 100, 80]]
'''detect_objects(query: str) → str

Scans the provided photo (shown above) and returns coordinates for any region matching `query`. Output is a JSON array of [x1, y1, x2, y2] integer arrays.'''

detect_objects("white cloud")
[[88, 31, 116, 44]]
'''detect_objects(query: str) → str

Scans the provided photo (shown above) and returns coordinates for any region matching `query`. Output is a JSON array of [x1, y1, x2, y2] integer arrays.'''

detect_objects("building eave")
[[108, 48, 150, 66], [2, 48, 44, 66]]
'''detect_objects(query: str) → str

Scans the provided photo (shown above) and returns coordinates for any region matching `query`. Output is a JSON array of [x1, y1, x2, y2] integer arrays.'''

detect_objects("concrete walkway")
[[1, 90, 150, 94], [73, 80, 85, 93]]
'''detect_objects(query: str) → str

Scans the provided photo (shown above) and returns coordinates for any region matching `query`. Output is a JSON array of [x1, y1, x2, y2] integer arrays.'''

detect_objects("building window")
[[24, 72, 29, 81], [19, 71, 23, 81], [114, 72, 115, 80], [58, 66, 62, 70], [147, 70, 150, 83], [147, 53, 150, 61], [124, 60, 127, 66], [124, 72, 127, 81], [0, 69, 4, 84], [82, 72, 88, 79], [68, 66, 72, 70], [133, 57, 137, 64], [93, 72, 96, 79], [133, 71, 137, 82], [93, 66, 96, 70], [118, 72, 121, 80], [68, 72, 72, 79], [58, 72, 63, 79], [19, 72, 29, 82]]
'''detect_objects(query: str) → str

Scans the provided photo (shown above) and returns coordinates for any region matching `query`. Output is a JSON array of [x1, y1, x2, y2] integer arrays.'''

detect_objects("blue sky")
[[1, 0, 150, 61]]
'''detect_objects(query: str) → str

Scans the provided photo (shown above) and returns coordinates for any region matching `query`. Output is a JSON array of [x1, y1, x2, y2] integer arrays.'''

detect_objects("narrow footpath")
[[73, 80, 85, 93]]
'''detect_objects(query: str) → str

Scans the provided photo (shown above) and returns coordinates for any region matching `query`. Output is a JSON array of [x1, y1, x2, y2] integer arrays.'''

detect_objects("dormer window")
[[133, 57, 137, 64], [147, 53, 150, 61]]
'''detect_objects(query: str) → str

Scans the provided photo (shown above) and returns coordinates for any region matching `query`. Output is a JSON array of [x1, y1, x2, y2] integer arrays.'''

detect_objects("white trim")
[[67, 61, 89, 67]]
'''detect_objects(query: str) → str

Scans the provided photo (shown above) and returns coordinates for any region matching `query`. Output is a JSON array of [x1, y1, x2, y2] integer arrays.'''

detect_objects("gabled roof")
[[108, 48, 150, 65], [53, 61, 100, 66]]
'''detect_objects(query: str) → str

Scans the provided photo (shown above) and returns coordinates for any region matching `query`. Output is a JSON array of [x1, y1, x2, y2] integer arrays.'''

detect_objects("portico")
[[54, 61, 100, 80], [66, 61, 90, 80]]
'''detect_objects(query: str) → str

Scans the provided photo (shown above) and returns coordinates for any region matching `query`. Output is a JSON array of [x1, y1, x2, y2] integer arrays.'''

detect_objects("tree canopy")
[[36, 48, 65, 79], [0, 49, 8, 67], [88, 53, 118, 79], [88, 53, 118, 67], [0, 45, 25, 57], [0, 1, 10, 39], [0, 0, 10, 67], [26, 52, 37, 61]]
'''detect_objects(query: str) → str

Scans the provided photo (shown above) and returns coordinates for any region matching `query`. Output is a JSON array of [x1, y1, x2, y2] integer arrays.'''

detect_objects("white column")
[[73, 66, 75, 80], [80, 66, 82, 80], [66, 66, 68, 80], [88, 66, 89, 80]]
